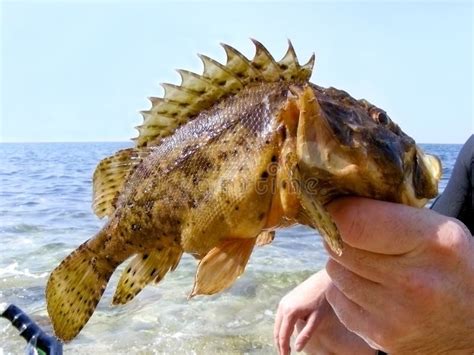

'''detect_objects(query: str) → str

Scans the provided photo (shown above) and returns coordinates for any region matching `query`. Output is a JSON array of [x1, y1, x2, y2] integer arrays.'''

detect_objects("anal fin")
[[190, 238, 256, 297], [112, 247, 182, 305]]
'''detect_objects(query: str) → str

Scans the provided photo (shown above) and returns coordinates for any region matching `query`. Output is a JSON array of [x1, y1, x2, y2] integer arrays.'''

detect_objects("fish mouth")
[[414, 149, 442, 198], [421, 152, 442, 182], [401, 148, 442, 207]]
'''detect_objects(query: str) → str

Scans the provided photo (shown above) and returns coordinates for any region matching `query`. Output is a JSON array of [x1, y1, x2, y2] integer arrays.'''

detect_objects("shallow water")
[[0, 142, 461, 354]]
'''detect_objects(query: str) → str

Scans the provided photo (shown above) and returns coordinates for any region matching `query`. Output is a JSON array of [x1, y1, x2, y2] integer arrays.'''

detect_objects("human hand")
[[274, 269, 375, 355], [274, 271, 331, 355], [294, 296, 375, 355], [325, 197, 474, 354]]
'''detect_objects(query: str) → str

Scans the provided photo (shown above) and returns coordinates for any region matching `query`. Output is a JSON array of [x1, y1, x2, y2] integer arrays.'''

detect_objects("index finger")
[[274, 305, 296, 355], [276, 315, 297, 355], [274, 307, 283, 349], [327, 197, 443, 254]]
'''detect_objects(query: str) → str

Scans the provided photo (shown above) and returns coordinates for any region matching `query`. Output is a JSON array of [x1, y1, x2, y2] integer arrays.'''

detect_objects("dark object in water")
[[1, 304, 63, 355]]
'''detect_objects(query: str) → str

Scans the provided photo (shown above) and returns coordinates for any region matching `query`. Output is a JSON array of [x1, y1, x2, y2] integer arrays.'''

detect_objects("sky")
[[1, 0, 472, 144]]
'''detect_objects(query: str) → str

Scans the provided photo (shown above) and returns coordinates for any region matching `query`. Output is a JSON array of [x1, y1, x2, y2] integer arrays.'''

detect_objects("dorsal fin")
[[135, 40, 315, 147], [250, 39, 281, 81], [92, 148, 151, 218]]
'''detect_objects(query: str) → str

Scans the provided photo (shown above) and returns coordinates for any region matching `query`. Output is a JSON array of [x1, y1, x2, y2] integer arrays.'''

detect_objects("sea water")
[[0, 142, 462, 354]]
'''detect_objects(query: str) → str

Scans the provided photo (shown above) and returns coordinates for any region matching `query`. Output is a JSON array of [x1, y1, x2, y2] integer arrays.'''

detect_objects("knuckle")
[[278, 300, 299, 318], [444, 219, 470, 250], [278, 298, 289, 311], [433, 218, 470, 260]]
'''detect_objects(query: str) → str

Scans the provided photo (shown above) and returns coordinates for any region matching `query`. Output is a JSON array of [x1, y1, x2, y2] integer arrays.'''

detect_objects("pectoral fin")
[[297, 188, 343, 255], [190, 238, 256, 297], [285, 151, 343, 255]]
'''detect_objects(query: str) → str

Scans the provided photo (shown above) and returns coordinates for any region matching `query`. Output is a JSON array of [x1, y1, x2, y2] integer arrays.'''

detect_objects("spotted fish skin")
[[113, 83, 288, 256], [45, 41, 442, 342], [46, 82, 293, 341]]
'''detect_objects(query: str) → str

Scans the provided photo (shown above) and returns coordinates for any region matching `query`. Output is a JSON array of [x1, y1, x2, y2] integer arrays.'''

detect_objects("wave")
[[0, 262, 48, 279], [0, 224, 43, 233]]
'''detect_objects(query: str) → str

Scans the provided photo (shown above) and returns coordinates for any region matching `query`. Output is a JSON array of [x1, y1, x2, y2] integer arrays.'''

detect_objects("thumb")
[[327, 197, 440, 254]]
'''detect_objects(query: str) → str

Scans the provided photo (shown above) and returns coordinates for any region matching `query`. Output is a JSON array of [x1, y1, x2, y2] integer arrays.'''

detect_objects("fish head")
[[296, 84, 442, 207]]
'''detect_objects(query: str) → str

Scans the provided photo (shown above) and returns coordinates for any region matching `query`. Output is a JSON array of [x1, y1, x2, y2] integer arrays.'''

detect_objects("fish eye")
[[377, 112, 389, 124]]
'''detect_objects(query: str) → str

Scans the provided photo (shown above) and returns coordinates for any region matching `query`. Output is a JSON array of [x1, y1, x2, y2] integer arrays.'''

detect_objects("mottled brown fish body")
[[112, 83, 289, 256], [45, 41, 442, 342]]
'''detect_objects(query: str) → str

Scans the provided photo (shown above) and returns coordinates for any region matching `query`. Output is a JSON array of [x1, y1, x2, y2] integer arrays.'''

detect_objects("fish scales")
[[45, 41, 442, 341], [113, 82, 287, 256]]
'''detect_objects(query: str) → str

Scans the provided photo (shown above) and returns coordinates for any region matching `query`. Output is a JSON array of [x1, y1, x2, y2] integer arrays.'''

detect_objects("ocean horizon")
[[0, 141, 466, 145]]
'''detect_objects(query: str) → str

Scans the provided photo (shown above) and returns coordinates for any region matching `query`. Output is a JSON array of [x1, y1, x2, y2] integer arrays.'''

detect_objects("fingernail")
[[295, 343, 302, 352]]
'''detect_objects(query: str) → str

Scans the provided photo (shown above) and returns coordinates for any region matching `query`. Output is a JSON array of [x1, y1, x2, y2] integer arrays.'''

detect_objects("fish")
[[45, 39, 442, 341]]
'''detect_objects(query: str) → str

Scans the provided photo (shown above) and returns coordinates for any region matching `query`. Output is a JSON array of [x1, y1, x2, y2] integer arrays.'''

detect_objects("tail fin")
[[45, 241, 116, 341]]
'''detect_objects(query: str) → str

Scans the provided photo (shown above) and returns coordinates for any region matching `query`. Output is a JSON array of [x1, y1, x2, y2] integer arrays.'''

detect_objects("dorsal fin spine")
[[176, 69, 225, 96], [149, 97, 202, 117], [220, 43, 260, 83], [250, 38, 281, 81], [135, 40, 315, 147], [161, 83, 201, 103], [198, 54, 244, 95]]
